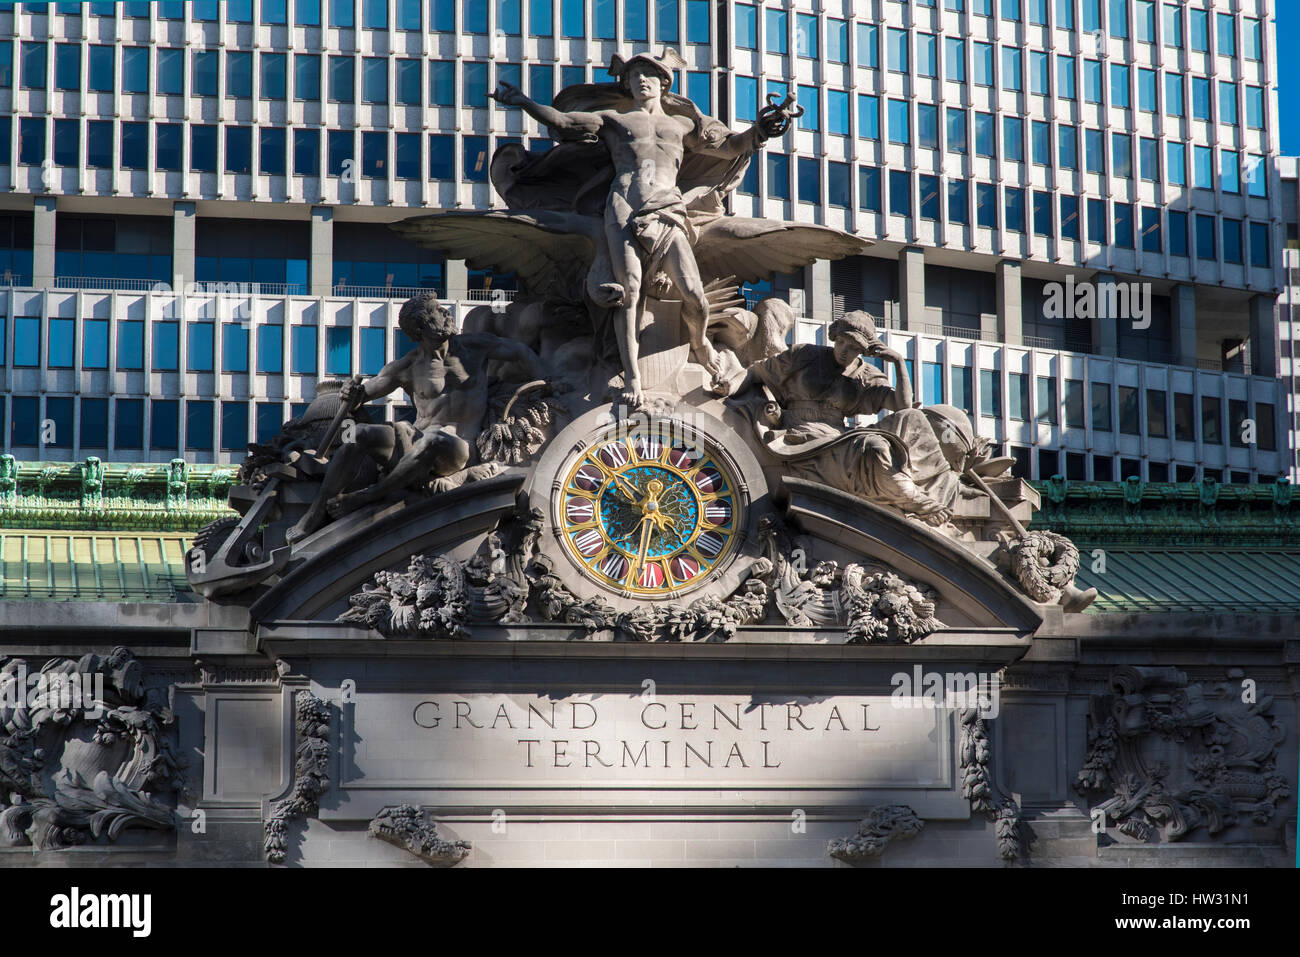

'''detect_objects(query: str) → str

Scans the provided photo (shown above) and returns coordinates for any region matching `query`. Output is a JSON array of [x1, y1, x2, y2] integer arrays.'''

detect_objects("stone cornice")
[[1029, 477, 1300, 548], [0, 455, 238, 532]]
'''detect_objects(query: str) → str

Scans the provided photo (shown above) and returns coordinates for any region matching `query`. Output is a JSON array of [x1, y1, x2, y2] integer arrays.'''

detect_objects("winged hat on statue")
[[392, 48, 874, 409]]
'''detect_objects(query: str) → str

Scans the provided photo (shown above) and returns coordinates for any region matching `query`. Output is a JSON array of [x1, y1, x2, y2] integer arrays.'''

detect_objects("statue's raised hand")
[[339, 375, 366, 407], [491, 81, 525, 107]]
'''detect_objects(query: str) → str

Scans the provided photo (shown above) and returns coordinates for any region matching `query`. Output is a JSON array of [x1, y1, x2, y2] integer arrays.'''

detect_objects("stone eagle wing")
[[690, 217, 873, 285], [389, 210, 602, 300]]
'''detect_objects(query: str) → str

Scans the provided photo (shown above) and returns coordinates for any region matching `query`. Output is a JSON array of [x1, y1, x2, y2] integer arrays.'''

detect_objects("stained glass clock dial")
[[557, 428, 742, 596]]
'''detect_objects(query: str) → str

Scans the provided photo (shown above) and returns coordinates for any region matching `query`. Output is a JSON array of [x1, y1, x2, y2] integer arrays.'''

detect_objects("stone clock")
[[554, 424, 745, 597]]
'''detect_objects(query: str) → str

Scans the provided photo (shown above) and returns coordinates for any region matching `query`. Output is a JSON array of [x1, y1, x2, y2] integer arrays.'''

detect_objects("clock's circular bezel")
[[553, 420, 746, 599]]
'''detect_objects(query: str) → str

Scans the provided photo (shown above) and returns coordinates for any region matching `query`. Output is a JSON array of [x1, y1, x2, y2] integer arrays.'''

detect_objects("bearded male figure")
[[491, 50, 791, 407], [286, 293, 545, 543]]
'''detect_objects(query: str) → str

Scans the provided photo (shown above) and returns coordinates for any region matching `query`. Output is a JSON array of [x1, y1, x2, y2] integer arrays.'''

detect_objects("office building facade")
[[0, 0, 1287, 483]]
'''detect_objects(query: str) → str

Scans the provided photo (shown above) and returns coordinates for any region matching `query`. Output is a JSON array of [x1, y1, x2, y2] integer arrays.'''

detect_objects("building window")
[[151, 400, 179, 451], [329, 56, 354, 103], [186, 400, 214, 451], [1201, 396, 1221, 444], [191, 125, 218, 172], [81, 398, 109, 448], [117, 320, 144, 370], [261, 52, 287, 100], [223, 323, 249, 372], [1036, 377, 1057, 424], [152, 321, 179, 371], [53, 120, 79, 167], [291, 326, 318, 374], [83, 319, 109, 369], [797, 157, 819, 205], [362, 132, 387, 178], [1008, 373, 1029, 421], [157, 48, 183, 94], [1146, 389, 1167, 438], [1090, 382, 1111, 431], [858, 166, 880, 212], [295, 54, 321, 101], [226, 51, 252, 98], [979, 369, 1001, 417], [889, 171, 911, 217], [361, 57, 387, 104], [1118, 386, 1139, 434], [1173, 393, 1194, 441], [328, 130, 353, 176], [260, 127, 287, 176], [258, 325, 283, 373], [948, 181, 969, 225], [221, 401, 249, 452], [188, 322, 214, 372], [226, 126, 253, 174], [294, 129, 321, 176], [326, 326, 352, 375], [256, 403, 285, 443]]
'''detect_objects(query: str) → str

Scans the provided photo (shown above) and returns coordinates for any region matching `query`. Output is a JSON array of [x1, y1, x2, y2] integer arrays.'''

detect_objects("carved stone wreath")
[[0, 647, 185, 850]]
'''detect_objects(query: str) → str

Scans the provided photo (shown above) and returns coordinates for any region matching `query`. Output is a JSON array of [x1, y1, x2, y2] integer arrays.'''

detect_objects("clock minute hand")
[[630, 515, 652, 585]]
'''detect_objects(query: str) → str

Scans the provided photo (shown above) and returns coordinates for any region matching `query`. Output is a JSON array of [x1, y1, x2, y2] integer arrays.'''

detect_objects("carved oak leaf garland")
[[827, 805, 925, 863], [264, 692, 331, 864]]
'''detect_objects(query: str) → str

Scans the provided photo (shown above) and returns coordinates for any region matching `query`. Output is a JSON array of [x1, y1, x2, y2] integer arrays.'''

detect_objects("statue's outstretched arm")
[[354, 353, 411, 405], [490, 81, 602, 136]]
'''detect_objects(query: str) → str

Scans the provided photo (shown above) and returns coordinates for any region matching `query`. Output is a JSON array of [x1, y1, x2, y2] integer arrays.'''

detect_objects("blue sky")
[[1280, 6, 1300, 154]]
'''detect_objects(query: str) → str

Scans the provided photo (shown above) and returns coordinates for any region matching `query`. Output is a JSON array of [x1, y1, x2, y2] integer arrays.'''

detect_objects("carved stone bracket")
[[1074, 667, 1290, 844], [0, 647, 185, 850], [369, 804, 471, 866], [264, 691, 331, 865], [827, 805, 924, 863], [959, 707, 1024, 861]]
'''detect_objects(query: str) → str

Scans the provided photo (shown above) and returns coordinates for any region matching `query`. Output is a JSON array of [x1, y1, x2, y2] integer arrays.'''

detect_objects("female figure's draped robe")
[[749, 344, 960, 518]]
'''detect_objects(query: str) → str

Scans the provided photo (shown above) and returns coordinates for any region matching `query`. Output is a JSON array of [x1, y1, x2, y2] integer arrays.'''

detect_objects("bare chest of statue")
[[602, 110, 693, 170], [411, 353, 471, 402]]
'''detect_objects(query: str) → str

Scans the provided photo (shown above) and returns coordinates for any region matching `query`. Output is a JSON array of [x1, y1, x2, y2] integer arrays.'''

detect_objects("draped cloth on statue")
[[747, 345, 961, 515]]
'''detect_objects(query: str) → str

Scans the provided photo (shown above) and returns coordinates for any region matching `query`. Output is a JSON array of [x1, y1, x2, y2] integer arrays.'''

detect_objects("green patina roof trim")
[[1029, 476, 1300, 548], [0, 455, 239, 532]]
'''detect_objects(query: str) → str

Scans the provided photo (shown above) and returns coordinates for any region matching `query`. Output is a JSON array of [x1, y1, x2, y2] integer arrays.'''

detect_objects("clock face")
[[557, 426, 742, 596]]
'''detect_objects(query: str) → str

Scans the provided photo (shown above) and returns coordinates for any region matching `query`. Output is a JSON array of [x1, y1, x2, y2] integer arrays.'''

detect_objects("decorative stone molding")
[[339, 509, 947, 644], [369, 805, 471, 866], [264, 692, 331, 865], [1075, 667, 1290, 843], [756, 515, 943, 642], [959, 708, 1023, 861], [827, 805, 924, 863], [339, 507, 543, 639], [0, 454, 237, 531], [1032, 476, 1300, 548], [0, 647, 184, 850]]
